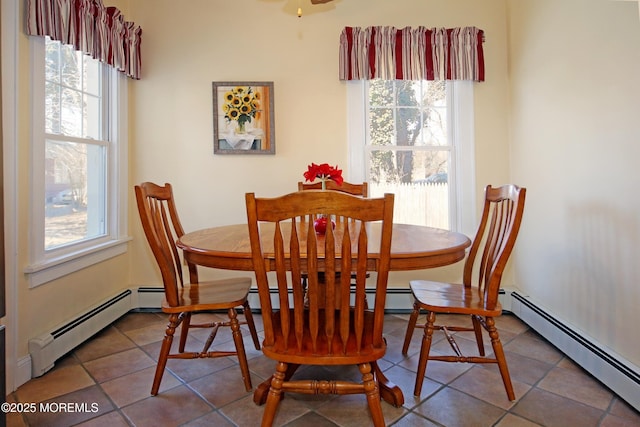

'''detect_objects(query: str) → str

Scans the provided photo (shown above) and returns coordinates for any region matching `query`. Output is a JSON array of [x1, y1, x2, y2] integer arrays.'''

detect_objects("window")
[[26, 36, 129, 287], [348, 80, 476, 233]]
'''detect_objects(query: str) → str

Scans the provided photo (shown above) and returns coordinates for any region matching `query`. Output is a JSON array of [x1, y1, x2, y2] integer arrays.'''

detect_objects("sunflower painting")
[[213, 81, 275, 154]]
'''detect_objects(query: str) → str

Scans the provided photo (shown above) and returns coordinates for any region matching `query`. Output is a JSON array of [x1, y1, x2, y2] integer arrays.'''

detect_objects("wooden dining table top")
[[177, 222, 471, 272]]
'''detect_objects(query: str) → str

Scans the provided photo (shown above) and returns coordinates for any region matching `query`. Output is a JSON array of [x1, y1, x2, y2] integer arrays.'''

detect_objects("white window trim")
[[450, 80, 477, 236], [346, 79, 476, 235], [25, 36, 130, 288]]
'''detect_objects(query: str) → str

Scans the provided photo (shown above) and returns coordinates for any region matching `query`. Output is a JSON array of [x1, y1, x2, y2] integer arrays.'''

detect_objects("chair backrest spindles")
[[298, 180, 368, 197], [246, 190, 394, 357], [136, 182, 194, 308], [463, 185, 526, 310]]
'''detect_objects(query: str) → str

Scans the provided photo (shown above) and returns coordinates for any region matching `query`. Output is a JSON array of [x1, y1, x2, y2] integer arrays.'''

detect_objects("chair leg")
[[359, 362, 385, 427], [229, 308, 252, 391], [402, 300, 421, 356], [486, 317, 515, 401], [243, 300, 261, 350], [151, 313, 179, 395], [414, 310, 436, 397], [261, 361, 287, 427], [471, 314, 485, 356], [178, 312, 191, 353]]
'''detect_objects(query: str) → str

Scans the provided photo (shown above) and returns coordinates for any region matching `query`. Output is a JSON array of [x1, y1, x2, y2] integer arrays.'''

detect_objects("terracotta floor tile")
[[382, 364, 442, 408], [181, 410, 236, 426], [120, 385, 213, 427], [22, 385, 114, 427], [83, 348, 156, 383], [449, 365, 531, 410], [281, 411, 340, 427], [100, 365, 182, 408], [188, 364, 258, 408], [609, 397, 640, 421], [599, 412, 640, 427], [478, 350, 554, 386], [8, 311, 637, 427], [220, 394, 310, 427], [73, 410, 131, 427], [495, 413, 543, 426], [391, 411, 441, 427], [495, 314, 531, 335], [15, 363, 95, 403], [73, 326, 136, 362], [504, 331, 564, 364], [314, 393, 407, 427], [122, 322, 173, 347], [413, 387, 506, 427], [112, 311, 166, 332], [537, 366, 614, 410], [511, 387, 604, 427]]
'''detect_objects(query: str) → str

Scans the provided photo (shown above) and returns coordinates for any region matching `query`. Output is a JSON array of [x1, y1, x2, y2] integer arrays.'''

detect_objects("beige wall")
[[507, 0, 640, 366], [127, 0, 512, 289]]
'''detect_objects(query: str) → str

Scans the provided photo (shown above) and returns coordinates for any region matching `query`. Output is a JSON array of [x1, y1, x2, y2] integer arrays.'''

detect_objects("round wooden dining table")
[[177, 222, 471, 273], [177, 222, 471, 408]]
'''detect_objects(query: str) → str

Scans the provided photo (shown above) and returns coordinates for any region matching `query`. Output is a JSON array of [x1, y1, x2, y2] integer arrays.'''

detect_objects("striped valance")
[[26, 0, 142, 80], [339, 26, 484, 82]]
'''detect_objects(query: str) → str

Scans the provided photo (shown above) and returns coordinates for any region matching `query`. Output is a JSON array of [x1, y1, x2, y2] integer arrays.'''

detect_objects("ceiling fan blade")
[[310, 0, 334, 4]]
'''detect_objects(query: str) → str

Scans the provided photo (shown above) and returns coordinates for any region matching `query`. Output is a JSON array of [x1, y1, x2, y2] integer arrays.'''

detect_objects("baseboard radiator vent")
[[509, 291, 640, 411], [28, 290, 133, 377]]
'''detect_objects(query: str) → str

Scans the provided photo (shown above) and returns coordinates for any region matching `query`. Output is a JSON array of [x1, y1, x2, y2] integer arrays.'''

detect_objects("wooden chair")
[[401, 184, 526, 400], [297, 180, 368, 196], [298, 180, 369, 294], [246, 190, 394, 427], [135, 182, 260, 396]]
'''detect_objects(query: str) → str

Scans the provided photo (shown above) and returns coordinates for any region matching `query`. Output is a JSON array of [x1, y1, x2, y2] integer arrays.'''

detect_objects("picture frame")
[[212, 81, 275, 155]]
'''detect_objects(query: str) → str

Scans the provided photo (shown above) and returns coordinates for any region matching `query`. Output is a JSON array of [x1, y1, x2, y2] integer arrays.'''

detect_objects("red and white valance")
[[339, 26, 484, 82], [26, 0, 142, 80]]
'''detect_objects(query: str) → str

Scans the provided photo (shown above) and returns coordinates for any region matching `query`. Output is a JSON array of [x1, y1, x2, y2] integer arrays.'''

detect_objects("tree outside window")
[[366, 80, 452, 229], [44, 37, 107, 249]]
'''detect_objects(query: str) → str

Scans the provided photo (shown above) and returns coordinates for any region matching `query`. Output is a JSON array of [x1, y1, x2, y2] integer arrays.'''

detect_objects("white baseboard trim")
[[15, 355, 32, 391], [506, 289, 640, 411]]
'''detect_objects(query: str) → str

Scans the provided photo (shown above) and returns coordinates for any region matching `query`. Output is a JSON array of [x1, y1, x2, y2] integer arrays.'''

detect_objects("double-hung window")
[[348, 79, 476, 234], [26, 36, 129, 287]]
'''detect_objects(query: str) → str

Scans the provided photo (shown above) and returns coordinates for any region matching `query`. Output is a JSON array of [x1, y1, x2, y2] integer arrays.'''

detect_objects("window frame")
[[347, 79, 476, 235], [25, 36, 130, 288]]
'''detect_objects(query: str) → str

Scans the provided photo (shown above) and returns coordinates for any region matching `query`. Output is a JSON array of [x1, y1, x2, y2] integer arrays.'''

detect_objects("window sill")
[[24, 237, 132, 288]]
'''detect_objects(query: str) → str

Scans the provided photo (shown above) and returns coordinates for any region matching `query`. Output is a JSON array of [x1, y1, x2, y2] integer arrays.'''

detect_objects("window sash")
[[347, 80, 476, 234], [27, 35, 129, 288]]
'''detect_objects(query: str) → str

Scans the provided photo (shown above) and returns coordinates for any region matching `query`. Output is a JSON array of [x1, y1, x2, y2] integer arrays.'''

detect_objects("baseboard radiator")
[[28, 290, 133, 377], [508, 291, 640, 411]]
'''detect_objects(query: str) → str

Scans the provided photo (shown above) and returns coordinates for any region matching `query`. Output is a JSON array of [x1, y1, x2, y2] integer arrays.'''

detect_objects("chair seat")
[[409, 280, 502, 317], [262, 309, 386, 365], [161, 277, 252, 313]]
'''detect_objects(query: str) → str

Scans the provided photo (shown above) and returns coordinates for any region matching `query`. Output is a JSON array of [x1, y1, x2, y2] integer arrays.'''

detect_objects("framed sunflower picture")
[[212, 81, 275, 155]]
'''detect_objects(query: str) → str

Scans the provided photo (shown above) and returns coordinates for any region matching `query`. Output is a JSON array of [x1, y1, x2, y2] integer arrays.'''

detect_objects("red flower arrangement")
[[303, 163, 344, 189], [303, 163, 343, 234]]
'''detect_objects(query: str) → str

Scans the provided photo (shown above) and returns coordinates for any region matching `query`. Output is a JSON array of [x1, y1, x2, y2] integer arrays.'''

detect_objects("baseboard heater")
[[28, 290, 133, 377], [509, 291, 640, 411]]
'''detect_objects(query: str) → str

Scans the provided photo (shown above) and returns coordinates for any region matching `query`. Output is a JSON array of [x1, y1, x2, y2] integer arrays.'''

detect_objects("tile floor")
[[6, 310, 640, 426]]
